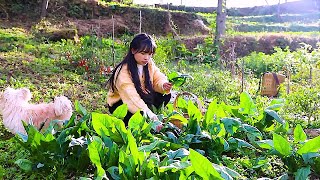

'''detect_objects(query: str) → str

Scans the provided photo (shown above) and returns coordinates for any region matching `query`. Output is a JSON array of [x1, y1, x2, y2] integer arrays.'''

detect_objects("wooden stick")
[[112, 15, 115, 67], [139, 10, 142, 33]]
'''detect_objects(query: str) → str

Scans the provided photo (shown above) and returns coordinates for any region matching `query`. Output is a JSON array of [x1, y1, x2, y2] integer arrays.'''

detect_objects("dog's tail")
[[53, 96, 73, 120]]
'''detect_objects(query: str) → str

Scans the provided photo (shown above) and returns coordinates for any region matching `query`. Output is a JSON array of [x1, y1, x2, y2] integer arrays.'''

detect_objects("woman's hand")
[[155, 121, 163, 132], [163, 82, 172, 92], [146, 109, 159, 121], [145, 109, 163, 132]]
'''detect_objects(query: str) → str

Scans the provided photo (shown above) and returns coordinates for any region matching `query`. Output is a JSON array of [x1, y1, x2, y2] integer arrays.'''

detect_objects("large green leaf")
[[170, 76, 186, 87], [302, 152, 320, 164], [221, 118, 242, 136], [92, 112, 113, 136], [92, 112, 127, 143], [25, 125, 43, 150], [112, 104, 128, 120], [88, 136, 106, 179], [40, 133, 58, 152], [217, 123, 226, 138], [189, 148, 223, 180], [242, 124, 262, 140], [138, 140, 160, 152], [266, 98, 285, 111], [212, 164, 240, 180], [273, 134, 292, 156], [166, 148, 189, 160], [256, 140, 274, 150], [138, 139, 171, 152], [14, 159, 33, 172], [75, 100, 87, 116], [63, 114, 76, 128], [228, 137, 255, 149], [119, 151, 136, 179], [295, 166, 311, 180], [204, 99, 218, 126], [239, 92, 257, 116], [56, 127, 73, 145], [217, 103, 228, 119], [169, 114, 188, 124], [107, 166, 120, 180], [265, 109, 285, 125], [128, 111, 144, 130], [112, 119, 128, 144], [294, 124, 307, 143], [142, 157, 156, 178], [297, 136, 320, 155], [126, 130, 144, 165], [168, 72, 193, 87], [187, 100, 202, 121], [180, 165, 195, 179], [107, 142, 120, 167], [159, 161, 191, 172]]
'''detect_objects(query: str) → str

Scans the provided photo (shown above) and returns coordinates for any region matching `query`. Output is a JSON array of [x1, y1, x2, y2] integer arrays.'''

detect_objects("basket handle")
[[173, 92, 204, 114]]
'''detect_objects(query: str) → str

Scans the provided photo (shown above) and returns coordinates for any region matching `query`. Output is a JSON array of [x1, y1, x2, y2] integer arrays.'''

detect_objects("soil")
[[0, 0, 211, 51], [304, 129, 320, 138]]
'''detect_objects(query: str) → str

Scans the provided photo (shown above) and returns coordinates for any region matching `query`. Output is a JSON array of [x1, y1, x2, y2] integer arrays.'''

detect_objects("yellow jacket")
[[107, 60, 168, 114]]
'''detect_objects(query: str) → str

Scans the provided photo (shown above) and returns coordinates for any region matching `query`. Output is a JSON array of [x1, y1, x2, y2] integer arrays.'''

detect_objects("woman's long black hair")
[[108, 33, 156, 105]]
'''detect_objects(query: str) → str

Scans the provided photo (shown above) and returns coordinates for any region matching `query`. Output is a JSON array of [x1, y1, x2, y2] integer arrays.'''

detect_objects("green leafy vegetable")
[[168, 72, 193, 87]]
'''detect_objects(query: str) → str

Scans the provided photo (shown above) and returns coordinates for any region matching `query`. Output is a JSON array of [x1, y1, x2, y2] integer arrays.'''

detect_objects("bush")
[[282, 84, 320, 127]]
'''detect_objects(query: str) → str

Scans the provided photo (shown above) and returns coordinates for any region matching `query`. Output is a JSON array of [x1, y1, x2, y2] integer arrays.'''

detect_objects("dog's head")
[[0, 87, 32, 109], [53, 96, 73, 120]]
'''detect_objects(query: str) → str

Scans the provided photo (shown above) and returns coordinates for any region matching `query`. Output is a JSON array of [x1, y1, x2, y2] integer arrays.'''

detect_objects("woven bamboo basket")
[[169, 92, 204, 129]]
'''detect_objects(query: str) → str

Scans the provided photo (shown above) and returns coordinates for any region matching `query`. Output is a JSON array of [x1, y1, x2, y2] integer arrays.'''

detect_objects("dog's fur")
[[0, 87, 73, 134]]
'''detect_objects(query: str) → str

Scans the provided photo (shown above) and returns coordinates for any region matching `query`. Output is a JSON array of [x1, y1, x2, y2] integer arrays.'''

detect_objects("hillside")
[[229, 0, 319, 16], [0, 0, 210, 37], [156, 0, 319, 15], [0, 0, 319, 58]]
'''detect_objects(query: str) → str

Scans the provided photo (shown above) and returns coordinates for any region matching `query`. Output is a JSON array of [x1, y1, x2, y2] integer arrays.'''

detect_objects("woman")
[[107, 33, 172, 126]]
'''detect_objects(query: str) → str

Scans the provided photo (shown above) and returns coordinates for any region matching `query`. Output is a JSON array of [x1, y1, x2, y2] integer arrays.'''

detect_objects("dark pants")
[[108, 92, 171, 126]]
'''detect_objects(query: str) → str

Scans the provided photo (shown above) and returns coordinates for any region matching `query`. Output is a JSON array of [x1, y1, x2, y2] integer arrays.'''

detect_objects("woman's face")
[[133, 51, 153, 66]]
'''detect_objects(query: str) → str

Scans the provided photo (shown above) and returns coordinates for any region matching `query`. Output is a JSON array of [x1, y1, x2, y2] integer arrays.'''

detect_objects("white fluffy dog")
[[0, 87, 73, 134]]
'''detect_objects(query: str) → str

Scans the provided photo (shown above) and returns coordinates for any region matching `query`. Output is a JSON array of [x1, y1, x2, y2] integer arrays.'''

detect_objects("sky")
[[132, 0, 301, 8]]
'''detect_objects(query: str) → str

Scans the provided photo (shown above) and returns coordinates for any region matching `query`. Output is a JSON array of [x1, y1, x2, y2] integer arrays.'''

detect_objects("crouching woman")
[[107, 33, 172, 126]]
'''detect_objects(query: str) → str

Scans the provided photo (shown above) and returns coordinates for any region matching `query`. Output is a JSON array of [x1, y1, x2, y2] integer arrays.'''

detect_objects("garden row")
[[12, 92, 320, 179]]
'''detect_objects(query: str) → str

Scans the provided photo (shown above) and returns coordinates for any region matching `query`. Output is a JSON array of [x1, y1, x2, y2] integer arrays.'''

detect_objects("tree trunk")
[[213, 0, 226, 55], [276, 0, 281, 20], [41, 0, 50, 18], [214, 0, 226, 47]]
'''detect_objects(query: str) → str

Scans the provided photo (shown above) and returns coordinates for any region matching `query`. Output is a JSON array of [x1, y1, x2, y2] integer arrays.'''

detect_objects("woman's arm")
[[115, 67, 149, 114], [149, 60, 170, 93], [117, 78, 158, 120]]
